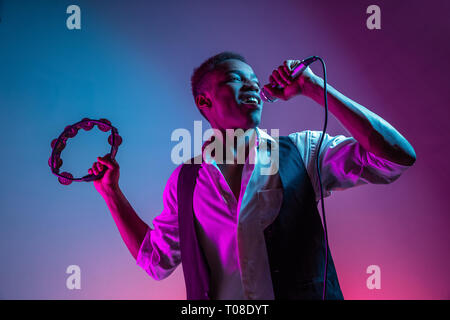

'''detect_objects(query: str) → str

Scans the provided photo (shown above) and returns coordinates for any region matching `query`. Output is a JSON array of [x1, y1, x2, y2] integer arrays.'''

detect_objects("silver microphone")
[[260, 56, 318, 103]]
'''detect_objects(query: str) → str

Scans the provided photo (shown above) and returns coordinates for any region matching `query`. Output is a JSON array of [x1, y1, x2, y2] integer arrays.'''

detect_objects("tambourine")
[[49, 118, 122, 185]]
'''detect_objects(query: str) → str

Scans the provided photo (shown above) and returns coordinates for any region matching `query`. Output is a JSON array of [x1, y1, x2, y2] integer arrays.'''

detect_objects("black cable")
[[313, 57, 329, 300]]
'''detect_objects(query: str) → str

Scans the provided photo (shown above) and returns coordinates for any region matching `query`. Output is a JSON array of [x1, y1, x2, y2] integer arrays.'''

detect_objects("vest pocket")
[[257, 188, 283, 229]]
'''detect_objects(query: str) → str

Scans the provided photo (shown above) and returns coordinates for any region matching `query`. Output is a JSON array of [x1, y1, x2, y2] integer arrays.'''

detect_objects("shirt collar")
[[256, 127, 277, 147]]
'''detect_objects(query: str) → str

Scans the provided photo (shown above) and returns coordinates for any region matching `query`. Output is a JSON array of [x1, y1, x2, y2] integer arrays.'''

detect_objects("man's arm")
[[302, 74, 416, 166], [265, 60, 417, 166], [92, 155, 182, 280], [91, 155, 149, 260], [101, 187, 149, 260]]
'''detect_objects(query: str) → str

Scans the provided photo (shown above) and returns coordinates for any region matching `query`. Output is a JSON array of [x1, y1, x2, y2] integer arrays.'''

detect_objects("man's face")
[[199, 59, 263, 130]]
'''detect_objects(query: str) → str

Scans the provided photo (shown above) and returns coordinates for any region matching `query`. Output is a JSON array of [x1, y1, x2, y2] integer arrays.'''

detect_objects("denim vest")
[[177, 136, 344, 300]]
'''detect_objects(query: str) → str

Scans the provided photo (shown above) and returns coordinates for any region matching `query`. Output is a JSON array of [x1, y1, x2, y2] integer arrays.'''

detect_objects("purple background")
[[0, 0, 449, 299]]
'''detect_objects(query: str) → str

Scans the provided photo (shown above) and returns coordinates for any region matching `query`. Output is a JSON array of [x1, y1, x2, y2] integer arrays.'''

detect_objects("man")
[[89, 52, 416, 300]]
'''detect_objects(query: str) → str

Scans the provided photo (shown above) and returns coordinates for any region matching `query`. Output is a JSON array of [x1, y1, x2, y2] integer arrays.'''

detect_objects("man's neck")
[[214, 127, 257, 165]]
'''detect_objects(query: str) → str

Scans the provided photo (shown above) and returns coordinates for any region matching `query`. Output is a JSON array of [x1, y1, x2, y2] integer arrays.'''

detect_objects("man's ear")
[[195, 94, 211, 113]]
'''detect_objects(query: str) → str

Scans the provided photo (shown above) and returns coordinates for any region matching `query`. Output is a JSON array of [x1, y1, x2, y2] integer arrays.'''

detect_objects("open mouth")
[[239, 94, 261, 106]]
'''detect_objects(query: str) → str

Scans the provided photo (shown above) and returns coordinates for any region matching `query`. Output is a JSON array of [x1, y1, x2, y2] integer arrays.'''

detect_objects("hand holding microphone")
[[261, 56, 318, 102]]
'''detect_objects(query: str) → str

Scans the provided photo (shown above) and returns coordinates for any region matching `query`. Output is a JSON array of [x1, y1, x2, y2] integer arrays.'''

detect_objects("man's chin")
[[241, 102, 261, 110]]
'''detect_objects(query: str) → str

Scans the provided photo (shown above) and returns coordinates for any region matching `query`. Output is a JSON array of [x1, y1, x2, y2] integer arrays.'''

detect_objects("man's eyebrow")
[[225, 70, 259, 80]]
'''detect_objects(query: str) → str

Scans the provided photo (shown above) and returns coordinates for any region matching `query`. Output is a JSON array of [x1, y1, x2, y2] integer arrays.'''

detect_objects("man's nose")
[[242, 80, 260, 92]]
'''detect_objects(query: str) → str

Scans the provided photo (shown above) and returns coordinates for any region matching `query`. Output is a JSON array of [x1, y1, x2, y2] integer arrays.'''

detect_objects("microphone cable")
[[314, 57, 330, 300]]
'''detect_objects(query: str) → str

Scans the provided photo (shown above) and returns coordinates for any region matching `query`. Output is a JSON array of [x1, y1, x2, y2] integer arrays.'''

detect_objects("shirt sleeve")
[[136, 165, 182, 280], [289, 130, 412, 202]]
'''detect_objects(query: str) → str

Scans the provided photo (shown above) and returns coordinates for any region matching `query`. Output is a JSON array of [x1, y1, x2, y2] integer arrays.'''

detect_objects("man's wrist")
[[301, 74, 324, 100], [101, 185, 122, 200]]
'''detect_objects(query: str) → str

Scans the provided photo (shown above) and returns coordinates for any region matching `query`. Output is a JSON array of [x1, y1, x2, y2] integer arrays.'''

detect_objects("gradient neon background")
[[0, 0, 449, 299]]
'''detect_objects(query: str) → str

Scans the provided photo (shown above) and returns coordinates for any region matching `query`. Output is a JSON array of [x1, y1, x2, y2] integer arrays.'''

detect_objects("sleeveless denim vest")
[[177, 136, 344, 300]]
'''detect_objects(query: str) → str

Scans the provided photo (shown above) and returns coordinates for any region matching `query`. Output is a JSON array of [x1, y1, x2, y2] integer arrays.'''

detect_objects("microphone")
[[260, 56, 319, 103]]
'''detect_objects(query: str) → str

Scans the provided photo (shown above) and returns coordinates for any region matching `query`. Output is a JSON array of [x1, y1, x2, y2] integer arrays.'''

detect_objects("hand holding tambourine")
[[88, 153, 120, 195]]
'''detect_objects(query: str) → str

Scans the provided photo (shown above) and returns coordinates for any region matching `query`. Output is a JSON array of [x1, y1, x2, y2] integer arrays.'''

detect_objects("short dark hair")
[[191, 51, 247, 119]]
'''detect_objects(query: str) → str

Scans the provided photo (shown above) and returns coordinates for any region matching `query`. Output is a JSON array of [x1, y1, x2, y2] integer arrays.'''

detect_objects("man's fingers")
[[284, 59, 300, 71], [269, 76, 279, 89], [97, 154, 116, 169], [271, 70, 287, 87], [95, 162, 104, 173], [263, 83, 284, 100], [278, 66, 292, 84], [282, 65, 293, 82], [92, 162, 99, 175]]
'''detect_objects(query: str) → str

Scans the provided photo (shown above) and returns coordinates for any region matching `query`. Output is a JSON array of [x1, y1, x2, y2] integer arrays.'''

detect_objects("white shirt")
[[136, 128, 411, 299]]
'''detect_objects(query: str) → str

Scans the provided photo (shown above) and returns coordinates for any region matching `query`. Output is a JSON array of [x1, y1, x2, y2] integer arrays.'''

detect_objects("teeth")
[[243, 97, 258, 104]]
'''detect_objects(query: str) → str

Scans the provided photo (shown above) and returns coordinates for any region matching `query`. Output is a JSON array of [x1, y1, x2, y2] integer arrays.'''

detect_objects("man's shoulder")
[[286, 130, 315, 148], [287, 130, 350, 147], [287, 129, 320, 140]]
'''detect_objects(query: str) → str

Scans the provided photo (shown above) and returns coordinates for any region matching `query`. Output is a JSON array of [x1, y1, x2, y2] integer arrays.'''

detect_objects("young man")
[[89, 52, 416, 300]]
